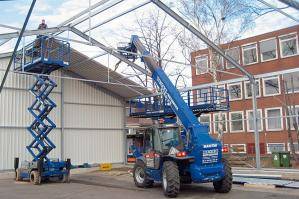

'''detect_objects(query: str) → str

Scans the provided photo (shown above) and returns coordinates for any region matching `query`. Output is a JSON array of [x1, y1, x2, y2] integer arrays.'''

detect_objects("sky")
[[0, 0, 298, 88]]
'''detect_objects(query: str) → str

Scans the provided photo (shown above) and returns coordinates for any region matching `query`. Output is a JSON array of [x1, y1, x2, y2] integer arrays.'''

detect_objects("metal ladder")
[[27, 75, 57, 162]]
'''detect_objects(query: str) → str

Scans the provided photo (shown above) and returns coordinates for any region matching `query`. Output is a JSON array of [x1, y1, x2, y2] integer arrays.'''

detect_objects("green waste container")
[[280, 152, 291, 167], [272, 152, 291, 168], [272, 152, 280, 168]]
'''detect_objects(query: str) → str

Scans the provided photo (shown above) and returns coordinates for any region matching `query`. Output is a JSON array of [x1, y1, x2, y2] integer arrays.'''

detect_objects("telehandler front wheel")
[[162, 161, 180, 198], [133, 160, 153, 188]]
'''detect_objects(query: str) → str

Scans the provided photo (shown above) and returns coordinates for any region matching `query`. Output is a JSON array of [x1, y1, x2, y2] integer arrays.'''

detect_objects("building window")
[[225, 47, 240, 69], [265, 107, 283, 131], [242, 43, 258, 65], [267, 143, 285, 154], [230, 144, 246, 154], [213, 113, 227, 133], [285, 106, 299, 130], [244, 80, 260, 99], [283, 71, 299, 93], [195, 55, 208, 75], [279, 33, 298, 58], [287, 143, 299, 154], [246, 109, 263, 132], [260, 38, 277, 62], [228, 83, 242, 101], [199, 114, 211, 133], [229, 111, 244, 132], [263, 76, 280, 96], [210, 52, 224, 70]]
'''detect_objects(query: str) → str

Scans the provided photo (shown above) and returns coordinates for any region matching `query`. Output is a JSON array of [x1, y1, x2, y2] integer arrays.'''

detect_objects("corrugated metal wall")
[[0, 56, 125, 170], [63, 78, 125, 165]]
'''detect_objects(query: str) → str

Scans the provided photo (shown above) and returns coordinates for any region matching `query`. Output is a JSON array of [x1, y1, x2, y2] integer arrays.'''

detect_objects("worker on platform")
[[38, 19, 48, 30], [35, 19, 48, 57]]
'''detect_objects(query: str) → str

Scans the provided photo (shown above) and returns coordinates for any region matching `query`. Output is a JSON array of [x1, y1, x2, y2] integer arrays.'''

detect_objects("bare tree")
[[120, 10, 189, 89], [177, 0, 287, 81]]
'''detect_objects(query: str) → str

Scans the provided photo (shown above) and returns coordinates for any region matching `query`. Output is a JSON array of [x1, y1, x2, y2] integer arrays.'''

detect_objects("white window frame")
[[210, 53, 224, 70], [225, 46, 240, 69], [246, 109, 263, 132], [287, 142, 299, 154], [195, 55, 208, 75], [279, 32, 299, 58], [199, 114, 212, 134], [244, 79, 261, 99], [213, 113, 227, 133], [265, 107, 284, 131], [283, 72, 299, 94], [260, 37, 278, 62], [262, 76, 281, 97], [227, 82, 243, 101], [285, 105, 299, 130], [267, 143, 285, 154], [242, 42, 258, 65], [230, 144, 247, 154], [229, 111, 245, 133]]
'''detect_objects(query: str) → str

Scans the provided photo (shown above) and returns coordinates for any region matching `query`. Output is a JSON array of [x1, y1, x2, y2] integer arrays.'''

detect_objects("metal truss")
[[1, 0, 284, 169]]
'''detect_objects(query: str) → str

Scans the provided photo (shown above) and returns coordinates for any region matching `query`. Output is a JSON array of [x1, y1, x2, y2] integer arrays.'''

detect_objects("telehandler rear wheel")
[[162, 161, 180, 198], [213, 159, 232, 193]]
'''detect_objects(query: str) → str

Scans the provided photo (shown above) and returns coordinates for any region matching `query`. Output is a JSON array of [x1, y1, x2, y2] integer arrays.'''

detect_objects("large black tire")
[[30, 170, 41, 185], [133, 161, 154, 188], [213, 159, 232, 193], [15, 168, 22, 181], [162, 161, 180, 198]]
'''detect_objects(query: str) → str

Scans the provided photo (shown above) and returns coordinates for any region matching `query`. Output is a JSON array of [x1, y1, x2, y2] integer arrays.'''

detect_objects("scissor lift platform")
[[13, 36, 71, 185], [129, 86, 229, 119], [14, 36, 70, 74]]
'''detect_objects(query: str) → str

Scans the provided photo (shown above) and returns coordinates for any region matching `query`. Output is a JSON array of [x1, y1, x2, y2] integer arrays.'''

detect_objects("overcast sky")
[[0, 0, 298, 87]]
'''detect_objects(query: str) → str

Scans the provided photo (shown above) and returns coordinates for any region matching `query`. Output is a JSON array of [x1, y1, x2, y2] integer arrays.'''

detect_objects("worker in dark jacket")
[[38, 19, 48, 30], [35, 19, 48, 56]]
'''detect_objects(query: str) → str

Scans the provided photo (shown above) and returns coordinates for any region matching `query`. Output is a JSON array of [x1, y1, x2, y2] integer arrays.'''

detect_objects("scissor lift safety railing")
[[13, 36, 71, 185], [14, 36, 70, 74], [129, 86, 229, 119]]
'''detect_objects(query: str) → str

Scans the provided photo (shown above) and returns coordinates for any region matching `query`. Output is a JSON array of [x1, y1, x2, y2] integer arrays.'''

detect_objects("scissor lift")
[[13, 36, 71, 185]]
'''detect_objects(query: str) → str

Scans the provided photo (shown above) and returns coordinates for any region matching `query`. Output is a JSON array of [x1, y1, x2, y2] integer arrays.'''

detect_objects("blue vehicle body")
[[13, 37, 71, 184], [123, 35, 232, 197]]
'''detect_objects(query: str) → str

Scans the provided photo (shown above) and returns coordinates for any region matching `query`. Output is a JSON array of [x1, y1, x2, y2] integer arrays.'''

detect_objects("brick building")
[[191, 25, 299, 155]]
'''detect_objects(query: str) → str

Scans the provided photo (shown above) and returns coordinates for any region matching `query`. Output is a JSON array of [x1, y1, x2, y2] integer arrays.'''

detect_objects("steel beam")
[[57, 0, 111, 27], [151, 0, 253, 81], [151, 0, 261, 169], [83, 0, 151, 33], [71, 52, 108, 67], [0, 26, 70, 40], [278, 0, 299, 10], [0, 39, 10, 46], [0, 0, 36, 94], [0, 24, 20, 31], [70, 0, 124, 27], [258, 0, 299, 22], [71, 27, 149, 75]]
